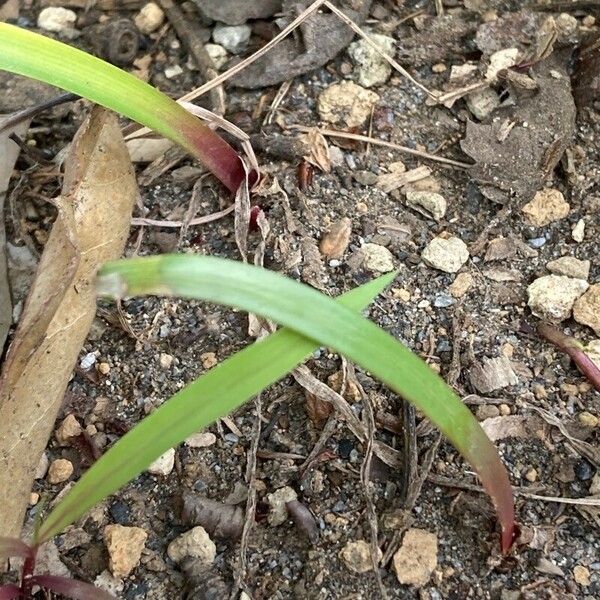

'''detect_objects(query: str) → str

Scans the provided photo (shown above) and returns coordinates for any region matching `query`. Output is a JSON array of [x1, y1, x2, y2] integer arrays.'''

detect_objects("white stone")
[[339, 540, 381, 573], [185, 432, 217, 448], [348, 34, 395, 88], [80, 352, 96, 370], [527, 275, 588, 323], [164, 65, 183, 79], [359, 243, 395, 273], [147, 448, 175, 476], [486, 48, 519, 81], [393, 529, 438, 587], [212, 24, 251, 54], [35, 453, 49, 479], [546, 256, 590, 280], [205, 43, 228, 69], [267, 486, 297, 526], [134, 3, 165, 35], [572, 218, 585, 242], [422, 236, 469, 273], [318, 82, 379, 128], [167, 526, 216, 563], [406, 191, 447, 220], [466, 87, 500, 120], [37, 7, 76, 33]]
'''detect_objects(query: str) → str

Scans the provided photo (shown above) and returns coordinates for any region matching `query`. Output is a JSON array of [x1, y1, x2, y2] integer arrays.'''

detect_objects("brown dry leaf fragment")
[[181, 493, 245, 540], [300, 237, 328, 291], [484, 236, 517, 262], [319, 217, 351, 260], [305, 391, 333, 428], [480, 415, 529, 442], [469, 356, 518, 393], [482, 268, 522, 282], [0, 107, 138, 538], [0, 116, 30, 349], [300, 128, 331, 173]]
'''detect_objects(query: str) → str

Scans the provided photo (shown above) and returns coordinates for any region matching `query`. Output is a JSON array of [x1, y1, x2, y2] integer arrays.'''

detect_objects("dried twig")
[[289, 125, 473, 168], [131, 204, 234, 228]]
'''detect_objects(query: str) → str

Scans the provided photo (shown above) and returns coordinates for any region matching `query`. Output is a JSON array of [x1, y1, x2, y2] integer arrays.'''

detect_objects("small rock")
[[527, 275, 588, 323], [339, 540, 381, 573], [37, 7, 76, 33], [524, 468, 538, 483], [200, 352, 218, 369], [47, 459, 74, 484], [470, 356, 518, 393], [476, 405, 500, 421], [104, 524, 147, 578], [578, 412, 599, 428], [405, 191, 447, 220], [355, 243, 395, 273], [546, 256, 590, 280], [392, 529, 438, 587], [185, 432, 217, 448], [94, 570, 124, 596], [573, 284, 600, 335], [80, 352, 96, 370], [590, 472, 600, 495], [98, 362, 110, 375], [134, 3, 165, 35], [56, 414, 82, 445], [422, 236, 469, 273], [167, 526, 216, 564], [347, 34, 395, 88], [267, 486, 297, 526], [466, 87, 500, 120], [205, 43, 228, 69], [450, 63, 478, 83], [159, 353, 174, 369], [30, 492, 40, 505], [35, 453, 49, 479], [164, 65, 183, 79], [573, 565, 591, 586], [318, 82, 379, 128], [434, 293, 455, 308], [212, 23, 251, 54], [147, 448, 175, 476], [572, 218, 585, 242], [320, 218, 352, 260], [521, 189, 570, 226], [392, 287, 411, 302], [449, 272, 473, 297]]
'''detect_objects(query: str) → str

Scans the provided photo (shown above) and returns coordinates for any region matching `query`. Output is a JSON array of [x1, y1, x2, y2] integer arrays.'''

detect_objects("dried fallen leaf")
[[0, 107, 138, 537], [300, 127, 331, 173], [469, 356, 518, 394], [319, 217, 351, 260]]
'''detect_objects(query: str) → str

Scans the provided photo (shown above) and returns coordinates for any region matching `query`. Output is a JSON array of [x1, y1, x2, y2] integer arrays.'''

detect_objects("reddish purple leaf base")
[[0, 585, 20, 600], [31, 575, 115, 600]]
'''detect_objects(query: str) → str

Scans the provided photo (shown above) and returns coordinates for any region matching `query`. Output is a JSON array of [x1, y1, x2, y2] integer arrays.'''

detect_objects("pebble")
[[159, 353, 174, 369], [167, 526, 216, 564], [573, 565, 591, 587], [449, 272, 473, 297], [37, 7, 76, 33], [476, 405, 500, 421], [267, 486, 297, 526], [164, 65, 183, 79], [94, 570, 124, 596], [56, 414, 82, 445], [590, 472, 600, 495], [357, 243, 395, 273], [80, 352, 96, 370], [521, 189, 570, 226], [185, 432, 217, 448], [104, 524, 147, 578], [147, 448, 175, 476], [466, 87, 500, 120], [470, 356, 518, 393], [486, 47, 519, 80], [422, 236, 469, 273], [339, 540, 381, 573], [575, 459, 594, 481], [30, 492, 40, 505], [200, 352, 218, 369], [134, 3, 165, 35], [347, 34, 395, 88], [406, 191, 447, 220], [573, 284, 600, 335], [572, 218, 585, 242], [47, 458, 73, 484], [35, 453, 49, 479], [205, 43, 228, 69], [546, 256, 590, 280], [528, 236, 546, 249], [578, 412, 599, 428], [318, 82, 380, 128], [433, 293, 454, 308], [212, 24, 251, 54], [392, 287, 411, 302], [392, 529, 438, 587], [524, 468, 538, 483], [527, 275, 588, 322], [98, 362, 110, 375]]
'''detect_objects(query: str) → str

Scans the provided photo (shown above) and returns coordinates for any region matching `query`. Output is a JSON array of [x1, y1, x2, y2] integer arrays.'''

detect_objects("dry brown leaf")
[[0, 107, 138, 537], [319, 217, 352, 260], [0, 115, 30, 349], [300, 128, 331, 173], [305, 390, 333, 427]]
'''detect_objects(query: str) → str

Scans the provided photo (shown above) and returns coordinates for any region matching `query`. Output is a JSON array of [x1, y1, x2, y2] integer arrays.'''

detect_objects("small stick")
[[130, 204, 233, 228], [289, 125, 473, 168], [538, 323, 600, 392], [158, 0, 226, 114]]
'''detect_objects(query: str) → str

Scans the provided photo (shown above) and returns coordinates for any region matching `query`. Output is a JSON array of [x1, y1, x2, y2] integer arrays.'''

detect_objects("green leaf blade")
[[0, 23, 244, 192], [37, 271, 394, 542]]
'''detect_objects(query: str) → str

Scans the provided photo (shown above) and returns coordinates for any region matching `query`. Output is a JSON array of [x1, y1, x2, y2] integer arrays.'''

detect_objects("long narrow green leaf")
[[57, 256, 513, 550], [0, 23, 244, 192], [37, 272, 394, 542]]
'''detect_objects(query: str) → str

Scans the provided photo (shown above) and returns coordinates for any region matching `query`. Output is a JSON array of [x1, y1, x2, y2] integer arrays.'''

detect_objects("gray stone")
[[358, 243, 395, 273], [348, 34, 395, 88], [546, 256, 591, 280], [406, 191, 447, 220], [466, 87, 500, 120], [527, 275, 588, 323], [212, 24, 251, 55], [167, 526, 216, 564], [422, 236, 469, 273]]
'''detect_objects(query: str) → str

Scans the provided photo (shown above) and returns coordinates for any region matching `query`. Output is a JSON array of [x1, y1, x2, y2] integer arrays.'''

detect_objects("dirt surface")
[[1, 1, 600, 599]]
